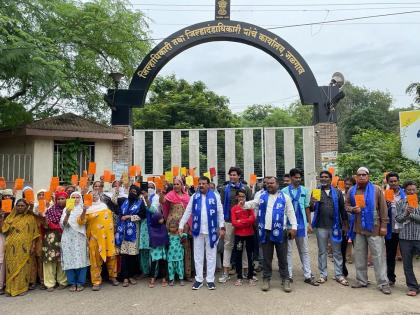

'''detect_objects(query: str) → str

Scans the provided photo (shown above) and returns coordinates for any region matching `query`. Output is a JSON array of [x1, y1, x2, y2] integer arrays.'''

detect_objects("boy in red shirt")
[[231, 189, 256, 286]]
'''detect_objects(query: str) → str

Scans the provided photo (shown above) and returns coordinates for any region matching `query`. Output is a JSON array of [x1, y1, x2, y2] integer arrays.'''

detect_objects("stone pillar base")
[[314, 123, 338, 171]]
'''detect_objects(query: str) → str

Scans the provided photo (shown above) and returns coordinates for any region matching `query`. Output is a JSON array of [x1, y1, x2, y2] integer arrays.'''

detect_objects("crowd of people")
[[0, 166, 419, 298]]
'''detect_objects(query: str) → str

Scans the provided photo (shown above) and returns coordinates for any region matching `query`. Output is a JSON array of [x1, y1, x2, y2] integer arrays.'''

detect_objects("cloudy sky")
[[128, 0, 420, 112]]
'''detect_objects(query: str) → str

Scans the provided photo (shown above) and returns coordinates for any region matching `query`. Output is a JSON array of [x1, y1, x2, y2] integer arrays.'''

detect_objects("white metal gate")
[[133, 127, 316, 188]]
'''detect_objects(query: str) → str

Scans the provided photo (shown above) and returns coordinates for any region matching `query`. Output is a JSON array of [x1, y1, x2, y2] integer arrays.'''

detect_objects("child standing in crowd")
[[231, 189, 256, 286], [167, 219, 187, 286], [148, 212, 169, 288]]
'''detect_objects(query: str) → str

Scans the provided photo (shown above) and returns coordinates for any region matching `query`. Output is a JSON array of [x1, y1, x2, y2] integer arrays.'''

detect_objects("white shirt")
[[244, 191, 297, 230], [179, 191, 225, 234]]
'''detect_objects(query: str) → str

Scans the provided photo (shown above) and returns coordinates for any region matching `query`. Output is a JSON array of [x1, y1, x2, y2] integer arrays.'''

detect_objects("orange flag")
[[189, 168, 195, 177], [128, 166, 137, 177], [50, 177, 59, 192], [135, 165, 142, 176], [14, 178, 24, 190], [0, 177, 6, 189], [1, 199, 12, 213], [193, 176, 199, 188], [79, 177, 88, 190], [24, 189, 34, 203], [407, 194, 418, 208], [249, 174, 257, 186], [355, 195, 366, 208], [84, 193, 93, 207], [44, 191, 52, 203], [154, 177, 163, 191], [331, 176, 339, 188], [103, 170, 112, 183], [38, 199, 46, 214], [71, 175, 79, 186], [172, 166, 179, 177], [88, 162, 96, 175], [384, 189, 394, 202], [328, 167, 335, 177]]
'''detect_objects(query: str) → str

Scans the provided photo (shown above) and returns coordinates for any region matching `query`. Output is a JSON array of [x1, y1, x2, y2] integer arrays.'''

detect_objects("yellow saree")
[[2, 209, 40, 296]]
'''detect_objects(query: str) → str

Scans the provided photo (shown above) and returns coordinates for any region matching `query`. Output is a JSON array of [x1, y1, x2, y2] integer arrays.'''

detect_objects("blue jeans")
[[315, 228, 343, 279], [65, 267, 88, 286]]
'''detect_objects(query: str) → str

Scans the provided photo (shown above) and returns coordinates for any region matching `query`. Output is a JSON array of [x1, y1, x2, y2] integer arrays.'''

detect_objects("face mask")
[[148, 188, 155, 196]]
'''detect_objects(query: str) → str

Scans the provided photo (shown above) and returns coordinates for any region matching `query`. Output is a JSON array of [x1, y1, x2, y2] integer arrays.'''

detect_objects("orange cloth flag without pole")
[[172, 166, 179, 177], [384, 189, 395, 202], [0, 177, 6, 189], [328, 167, 335, 177], [249, 174, 257, 186], [355, 195, 366, 208], [50, 177, 59, 192], [407, 194, 418, 208], [128, 166, 137, 177], [103, 170, 112, 183], [189, 168, 195, 177], [193, 176, 199, 188], [24, 189, 34, 203], [331, 176, 339, 188], [84, 193, 93, 207], [338, 180, 345, 192], [14, 178, 24, 190], [38, 199, 46, 214], [154, 177, 164, 191], [79, 177, 88, 190], [71, 175, 79, 186], [44, 191, 52, 203], [88, 162, 96, 175], [1, 199, 12, 213]]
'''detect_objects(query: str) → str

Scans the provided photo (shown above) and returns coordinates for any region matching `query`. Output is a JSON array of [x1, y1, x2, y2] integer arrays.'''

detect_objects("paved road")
[[1, 236, 420, 315]]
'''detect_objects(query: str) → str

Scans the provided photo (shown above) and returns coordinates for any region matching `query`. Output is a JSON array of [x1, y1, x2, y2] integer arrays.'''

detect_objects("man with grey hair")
[[346, 167, 391, 294]]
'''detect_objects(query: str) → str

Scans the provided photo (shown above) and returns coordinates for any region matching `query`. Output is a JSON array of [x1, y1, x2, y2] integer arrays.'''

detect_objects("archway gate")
[[133, 126, 316, 188]]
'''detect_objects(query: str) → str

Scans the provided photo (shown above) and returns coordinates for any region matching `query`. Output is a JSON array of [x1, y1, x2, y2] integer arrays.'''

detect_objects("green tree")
[[337, 129, 420, 184], [0, 0, 151, 126], [406, 82, 420, 105], [337, 82, 398, 151], [133, 74, 239, 129]]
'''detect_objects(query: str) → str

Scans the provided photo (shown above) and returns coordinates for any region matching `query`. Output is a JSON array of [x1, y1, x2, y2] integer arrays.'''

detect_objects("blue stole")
[[348, 182, 375, 240], [386, 188, 406, 240], [258, 191, 286, 244], [192, 190, 219, 248], [288, 185, 307, 237], [312, 187, 342, 243], [223, 182, 243, 221], [115, 198, 142, 246]]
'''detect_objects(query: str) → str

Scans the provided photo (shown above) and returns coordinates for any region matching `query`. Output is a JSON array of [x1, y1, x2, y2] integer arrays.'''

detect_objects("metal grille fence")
[[0, 154, 33, 185], [134, 127, 316, 188]]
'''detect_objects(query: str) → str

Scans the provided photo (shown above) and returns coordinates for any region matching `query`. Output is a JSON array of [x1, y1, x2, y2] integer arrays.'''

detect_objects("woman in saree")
[[162, 177, 192, 280], [2, 199, 39, 296]]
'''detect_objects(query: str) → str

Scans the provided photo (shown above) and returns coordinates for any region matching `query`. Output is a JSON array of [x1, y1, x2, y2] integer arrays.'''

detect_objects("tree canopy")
[[133, 74, 239, 129], [0, 0, 151, 128]]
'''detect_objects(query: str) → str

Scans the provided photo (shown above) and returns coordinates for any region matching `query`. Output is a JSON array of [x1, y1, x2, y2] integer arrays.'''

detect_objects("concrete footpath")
[[1, 236, 420, 315]]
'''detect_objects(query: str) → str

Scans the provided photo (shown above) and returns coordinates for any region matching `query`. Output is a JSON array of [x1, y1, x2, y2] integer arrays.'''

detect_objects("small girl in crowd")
[[148, 212, 169, 288], [231, 188, 256, 286], [167, 219, 187, 286]]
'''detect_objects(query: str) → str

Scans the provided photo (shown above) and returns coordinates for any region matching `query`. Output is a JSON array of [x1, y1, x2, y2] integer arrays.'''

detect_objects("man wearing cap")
[[346, 167, 391, 294]]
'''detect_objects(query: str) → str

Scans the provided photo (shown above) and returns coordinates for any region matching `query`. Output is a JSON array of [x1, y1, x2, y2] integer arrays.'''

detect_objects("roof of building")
[[0, 113, 126, 140]]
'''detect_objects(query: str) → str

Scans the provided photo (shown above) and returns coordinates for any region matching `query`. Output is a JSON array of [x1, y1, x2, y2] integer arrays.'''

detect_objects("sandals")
[[336, 277, 349, 286], [69, 285, 77, 292], [407, 290, 417, 297], [76, 285, 85, 292], [122, 279, 129, 287], [162, 279, 168, 287], [249, 279, 257, 286], [149, 278, 156, 288], [110, 278, 120, 286], [169, 280, 175, 286], [129, 278, 137, 285], [317, 277, 327, 284], [92, 285, 101, 291], [235, 279, 243, 286], [180, 280, 185, 286]]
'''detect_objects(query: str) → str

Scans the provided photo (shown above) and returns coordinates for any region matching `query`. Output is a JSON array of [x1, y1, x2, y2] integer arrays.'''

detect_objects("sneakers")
[[192, 281, 203, 290], [207, 282, 216, 290], [380, 284, 392, 295], [261, 278, 270, 291], [218, 273, 230, 283], [282, 279, 292, 293]]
